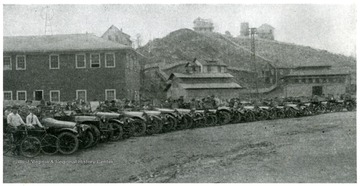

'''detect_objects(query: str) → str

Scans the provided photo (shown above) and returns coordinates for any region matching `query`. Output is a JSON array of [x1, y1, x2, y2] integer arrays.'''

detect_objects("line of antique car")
[[7, 98, 357, 156]]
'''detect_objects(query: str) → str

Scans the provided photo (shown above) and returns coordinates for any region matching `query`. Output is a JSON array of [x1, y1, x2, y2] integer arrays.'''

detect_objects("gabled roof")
[[4, 34, 131, 53], [168, 72, 234, 80], [102, 25, 131, 38]]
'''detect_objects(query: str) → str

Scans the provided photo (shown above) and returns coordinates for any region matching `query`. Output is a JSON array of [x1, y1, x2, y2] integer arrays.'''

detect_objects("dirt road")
[[3, 112, 356, 183]]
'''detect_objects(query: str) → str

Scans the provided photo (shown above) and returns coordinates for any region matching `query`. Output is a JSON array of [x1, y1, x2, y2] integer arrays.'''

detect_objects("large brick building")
[[3, 33, 141, 103]]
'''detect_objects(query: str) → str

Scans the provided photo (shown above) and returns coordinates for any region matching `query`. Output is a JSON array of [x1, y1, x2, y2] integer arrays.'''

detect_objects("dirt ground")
[[3, 111, 356, 183]]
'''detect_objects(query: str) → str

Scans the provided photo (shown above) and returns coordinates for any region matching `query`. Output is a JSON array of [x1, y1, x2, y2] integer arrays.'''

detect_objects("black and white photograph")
[[2, 1, 357, 183]]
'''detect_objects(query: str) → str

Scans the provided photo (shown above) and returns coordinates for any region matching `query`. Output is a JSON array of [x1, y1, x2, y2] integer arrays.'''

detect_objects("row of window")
[[3, 53, 116, 70], [286, 77, 346, 84], [3, 89, 117, 102]]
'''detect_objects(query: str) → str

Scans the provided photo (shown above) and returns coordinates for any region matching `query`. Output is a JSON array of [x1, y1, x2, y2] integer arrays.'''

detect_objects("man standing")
[[7, 105, 28, 155], [26, 107, 44, 128], [7, 105, 27, 129]]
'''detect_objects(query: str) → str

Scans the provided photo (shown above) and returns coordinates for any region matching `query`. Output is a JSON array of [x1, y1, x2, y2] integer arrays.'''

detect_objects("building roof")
[[179, 82, 242, 89], [169, 72, 234, 80], [196, 59, 227, 66], [102, 25, 131, 38], [285, 68, 350, 77], [4, 33, 131, 53]]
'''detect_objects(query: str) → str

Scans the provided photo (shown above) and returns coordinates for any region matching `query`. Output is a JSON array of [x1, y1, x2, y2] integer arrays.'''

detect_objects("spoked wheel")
[[99, 128, 113, 143], [41, 134, 59, 155], [146, 116, 163, 135], [245, 111, 256, 122], [79, 130, 94, 149], [231, 112, 242, 124], [20, 136, 41, 158], [161, 115, 177, 132], [109, 123, 124, 141], [268, 110, 277, 120], [122, 122, 135, 139], [193, 113, 206, 128], [205, 114, 218, 126], [255, 110, 267, 121], [88, 125, 101, 147], [132, 119, 147, 137], [175, 116, 188, 130], [285, 109, 295, 118], [57, 132, 79, 155], [276, 110, 286, 119], [217, 111, 232, 125], [184, 114, 194, 129]]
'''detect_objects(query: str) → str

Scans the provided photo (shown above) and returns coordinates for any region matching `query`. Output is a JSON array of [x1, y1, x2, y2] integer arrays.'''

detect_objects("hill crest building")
[[193, 17, 214, 32], [3, 33, 141, 103]]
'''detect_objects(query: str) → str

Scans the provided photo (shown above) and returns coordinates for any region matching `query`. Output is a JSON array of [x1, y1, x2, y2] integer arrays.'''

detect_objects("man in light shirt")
[[7, 105, 27, 129], [26, 107, 44, 128]]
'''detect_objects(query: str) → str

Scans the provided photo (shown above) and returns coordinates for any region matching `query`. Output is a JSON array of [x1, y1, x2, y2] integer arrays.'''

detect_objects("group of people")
[[5, 100, 44, 130]]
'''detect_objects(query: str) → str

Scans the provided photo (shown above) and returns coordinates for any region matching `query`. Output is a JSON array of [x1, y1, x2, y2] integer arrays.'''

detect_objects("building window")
[[315, 78, 320, 83], [76, 54, 86, 68], [4, 56, 12, 70], [105, 89, 116, 100], [49, 54, 60, 69], [90, 53, 100, 68], [16, 91, 27, 101], [4, 91, 12, 100], [76, 90, 87, 101], [16, 55, 26, 70], [105, 53, 115, 68], [50, 90, 60, 102]]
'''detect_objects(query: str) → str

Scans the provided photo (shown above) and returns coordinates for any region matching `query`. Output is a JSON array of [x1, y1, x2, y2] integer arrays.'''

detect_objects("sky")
[[3, 4, 357, 56]]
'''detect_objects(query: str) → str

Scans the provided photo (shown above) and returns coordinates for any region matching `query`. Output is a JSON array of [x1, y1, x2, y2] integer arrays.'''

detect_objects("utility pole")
[[250, 27, 259, 97]]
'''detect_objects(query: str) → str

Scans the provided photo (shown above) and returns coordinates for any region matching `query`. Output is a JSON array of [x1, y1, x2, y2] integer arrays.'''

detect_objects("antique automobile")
[[155, 108, 194, 131], [215, 107, 232, 125], [120, 111, 148, 137], [174, 108, 194, 129], [53, 110, 124, 147], [239, 105, 256, 122], [153, 108, 178, 132], [41, 117, 92, 155], [142, 110, 163, 135]]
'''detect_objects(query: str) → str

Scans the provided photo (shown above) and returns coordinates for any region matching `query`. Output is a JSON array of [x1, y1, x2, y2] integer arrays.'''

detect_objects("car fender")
[[57, 127, 78, 134]]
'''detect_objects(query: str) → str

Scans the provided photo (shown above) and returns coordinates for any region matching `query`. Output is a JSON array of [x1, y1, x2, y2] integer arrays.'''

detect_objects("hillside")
[[137, 29, 356, 72], [137, 28, 269, 71]]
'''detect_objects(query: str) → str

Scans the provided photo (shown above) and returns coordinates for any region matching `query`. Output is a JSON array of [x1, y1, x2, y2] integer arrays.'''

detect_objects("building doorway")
[[34, 90, 43, 101], [312, 86, 323, 96]]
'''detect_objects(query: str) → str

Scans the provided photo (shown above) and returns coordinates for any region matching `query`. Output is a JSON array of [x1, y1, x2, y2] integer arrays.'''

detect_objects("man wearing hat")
[[7, 105, 27, 129], [7, 105, 29, 155], [26, 107, 44, 128]]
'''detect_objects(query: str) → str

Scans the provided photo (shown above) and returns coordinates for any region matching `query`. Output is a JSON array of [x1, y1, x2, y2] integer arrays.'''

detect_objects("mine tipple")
[[3, 97, 356, 158]]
